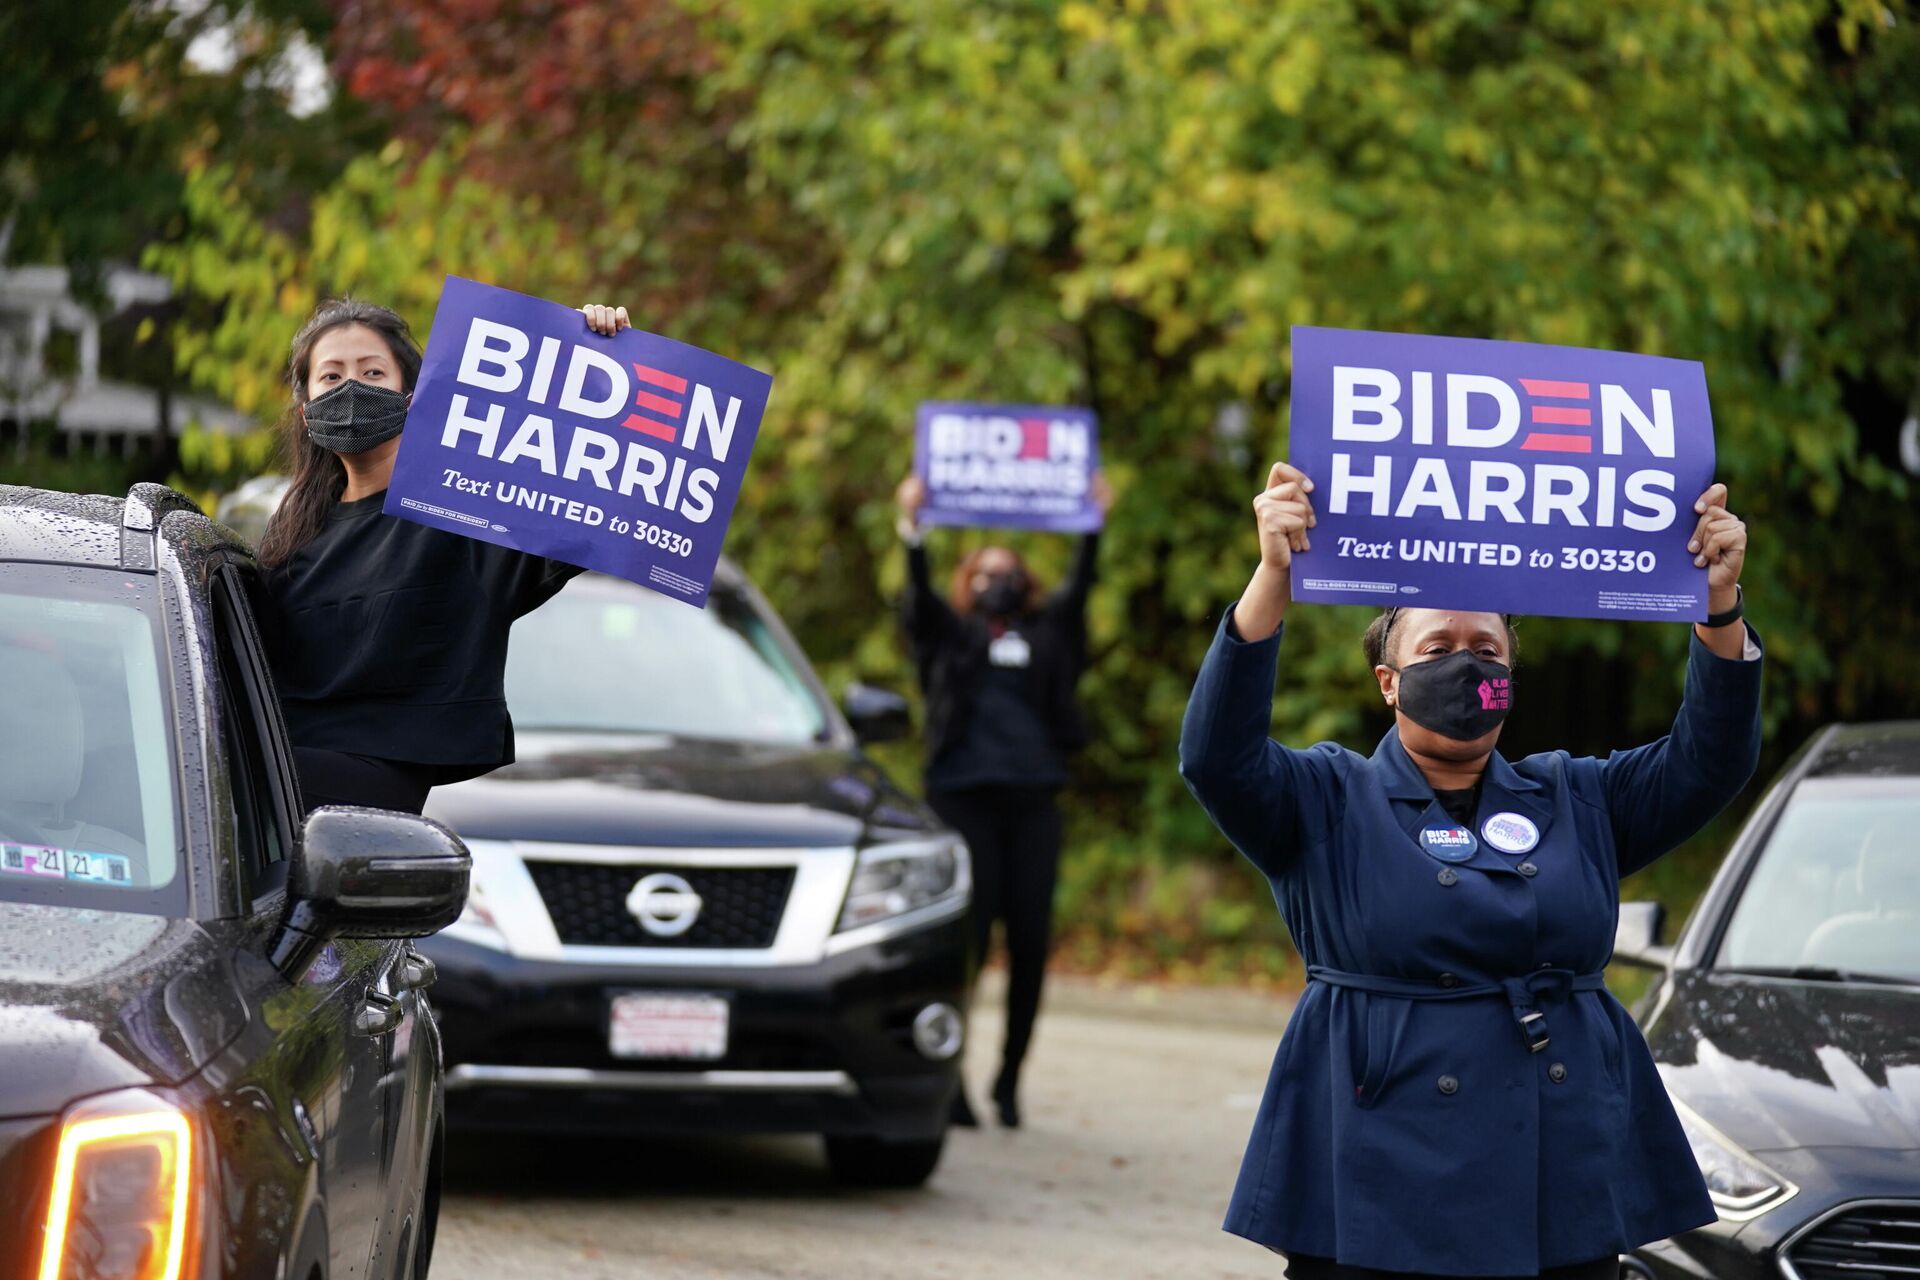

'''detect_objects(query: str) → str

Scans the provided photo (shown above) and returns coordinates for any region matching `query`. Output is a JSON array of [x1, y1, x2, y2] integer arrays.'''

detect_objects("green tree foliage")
[[2, 0, 355, 290], [148, 0, 1920, 976]]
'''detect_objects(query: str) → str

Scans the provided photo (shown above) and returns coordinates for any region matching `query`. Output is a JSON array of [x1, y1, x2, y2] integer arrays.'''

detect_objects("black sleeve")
[[1178, 610, 1344, 876], [1045, 532, 1101, 619], [1602, 628, 1765, 877], [901, 542, 961, 653], [481, 545, 586, 618]]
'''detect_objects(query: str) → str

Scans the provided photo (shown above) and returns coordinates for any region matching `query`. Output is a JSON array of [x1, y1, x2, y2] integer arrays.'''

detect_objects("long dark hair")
[[257, 299, 423, 567]]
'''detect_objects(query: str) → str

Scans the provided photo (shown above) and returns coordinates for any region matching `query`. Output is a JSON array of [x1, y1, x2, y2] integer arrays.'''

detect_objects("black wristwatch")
[[1704, 584, 1744, 628]]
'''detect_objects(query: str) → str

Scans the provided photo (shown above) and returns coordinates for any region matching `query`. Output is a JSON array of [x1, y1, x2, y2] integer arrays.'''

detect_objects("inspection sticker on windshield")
[[65, 852, 133, 886], [1, 845, 133, 885], [1, 844, 68, 878], [610, 992, 730, 1060]]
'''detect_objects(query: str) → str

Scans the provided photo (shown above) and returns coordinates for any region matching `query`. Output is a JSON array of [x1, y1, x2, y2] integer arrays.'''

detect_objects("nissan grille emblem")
[[626, 872, 703, 938]]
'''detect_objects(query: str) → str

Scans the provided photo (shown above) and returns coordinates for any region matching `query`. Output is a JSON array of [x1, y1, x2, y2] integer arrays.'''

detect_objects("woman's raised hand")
[[896, 474, 927, 519], [579, 303, 631, 336], [1689, 482, 1746, 595], [895, 474, 928, 538], [1254, 461, 1316, 571]]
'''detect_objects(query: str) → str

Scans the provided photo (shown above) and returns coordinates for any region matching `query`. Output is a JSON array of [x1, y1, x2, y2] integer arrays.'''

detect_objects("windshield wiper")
[[1718, 965, 1920, 988]]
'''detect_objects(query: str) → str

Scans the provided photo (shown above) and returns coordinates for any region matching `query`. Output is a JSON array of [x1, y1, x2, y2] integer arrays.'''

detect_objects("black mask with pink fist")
[[1392, 649, 1512, 742]]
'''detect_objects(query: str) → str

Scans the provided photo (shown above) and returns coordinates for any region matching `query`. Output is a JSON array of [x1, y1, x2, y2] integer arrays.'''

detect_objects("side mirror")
[[843, 682, 912, 745], [270, 806, 471, 979], [1613, 900, 1673, 970]]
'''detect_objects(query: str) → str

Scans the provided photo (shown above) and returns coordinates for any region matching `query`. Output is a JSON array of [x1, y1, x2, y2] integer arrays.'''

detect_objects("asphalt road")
[[431, 979, 1296, 1280]]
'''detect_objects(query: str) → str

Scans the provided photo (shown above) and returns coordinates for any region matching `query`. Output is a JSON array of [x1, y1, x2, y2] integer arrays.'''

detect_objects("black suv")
[[0, 483, 470, 1280], [418, 566, 973, 1187]]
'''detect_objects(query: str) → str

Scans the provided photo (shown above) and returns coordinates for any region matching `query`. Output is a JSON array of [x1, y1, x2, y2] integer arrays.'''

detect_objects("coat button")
[[1437, 1074, 1460, 1095], [1437, 972, 1460, 989], [1437, 868, 1459, 887], [1548, 1063, 1568, 1084], [1517, 861, 1539, 877]]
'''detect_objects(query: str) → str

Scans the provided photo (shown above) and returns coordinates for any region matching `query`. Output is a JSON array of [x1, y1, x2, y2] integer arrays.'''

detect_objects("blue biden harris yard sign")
[[384, 276, 773, 607], [1287, 326, 1716, 622], [914, 401, 1102, 533]]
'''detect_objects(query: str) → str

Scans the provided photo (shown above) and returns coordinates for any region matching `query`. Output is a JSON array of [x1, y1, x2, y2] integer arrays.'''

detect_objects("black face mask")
[[1392, 649, 1513, 743], [975, 574, 1028, 618], [304, 378, 409, 454]]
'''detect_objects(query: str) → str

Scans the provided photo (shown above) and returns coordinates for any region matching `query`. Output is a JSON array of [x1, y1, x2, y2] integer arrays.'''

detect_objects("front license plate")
[[609, 993, 729, 1061]]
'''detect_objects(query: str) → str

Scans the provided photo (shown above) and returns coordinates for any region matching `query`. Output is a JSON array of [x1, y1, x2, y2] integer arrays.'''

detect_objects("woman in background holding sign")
[[252, 298, 631, 814], [1180, 461, 1760, 1278], [894, 470, 1111, 1129]]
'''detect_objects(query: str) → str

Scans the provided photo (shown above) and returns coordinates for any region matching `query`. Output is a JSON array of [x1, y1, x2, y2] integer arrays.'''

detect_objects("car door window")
[[212, 563, 298, 901]]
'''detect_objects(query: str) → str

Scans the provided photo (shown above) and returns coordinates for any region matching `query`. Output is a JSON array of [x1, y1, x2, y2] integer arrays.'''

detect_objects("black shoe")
[[992, 1072, 1020, 1129], [950, 1088, 979, 1128]]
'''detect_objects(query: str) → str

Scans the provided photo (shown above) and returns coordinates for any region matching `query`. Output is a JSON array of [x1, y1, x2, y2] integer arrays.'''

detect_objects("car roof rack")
[[121, 482, 204, 571]]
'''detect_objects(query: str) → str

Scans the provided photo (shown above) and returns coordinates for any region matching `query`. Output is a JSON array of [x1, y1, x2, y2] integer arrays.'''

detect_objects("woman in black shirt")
[[894, 471, 1110, 1127], [251, 297, 629, 813]]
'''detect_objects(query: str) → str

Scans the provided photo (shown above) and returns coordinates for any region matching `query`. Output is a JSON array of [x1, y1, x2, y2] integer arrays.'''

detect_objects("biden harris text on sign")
[[1287, 326, 1715, 622], [384, 277, 772, 606], [914, 402, 1102, 533]]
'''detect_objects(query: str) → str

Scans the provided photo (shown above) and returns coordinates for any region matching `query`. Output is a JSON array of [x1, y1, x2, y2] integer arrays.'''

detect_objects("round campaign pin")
[[1419, 825, 1479, 863], [1482, 811, 1541, 855]]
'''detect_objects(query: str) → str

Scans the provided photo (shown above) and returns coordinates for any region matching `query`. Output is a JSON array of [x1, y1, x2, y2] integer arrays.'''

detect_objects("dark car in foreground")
[[1616, 722, 1920, 1279], [419, 567, 972, 1187], [0, 483, 471, 1279]]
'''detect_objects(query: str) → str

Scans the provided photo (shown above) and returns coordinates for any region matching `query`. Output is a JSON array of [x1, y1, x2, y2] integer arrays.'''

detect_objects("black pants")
[[293, 747, 438, 815], [1282, 1254, 1617, 1280], [926, 785, 1063, 1088]]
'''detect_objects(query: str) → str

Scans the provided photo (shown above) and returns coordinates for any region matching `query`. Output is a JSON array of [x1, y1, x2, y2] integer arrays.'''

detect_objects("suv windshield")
[[506, 574, 830, 744], [0, 566, 180, 912], [1717, 776, 1920, 984]]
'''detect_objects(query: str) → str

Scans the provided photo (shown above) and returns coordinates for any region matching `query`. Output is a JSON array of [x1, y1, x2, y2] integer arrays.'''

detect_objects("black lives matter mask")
[[303, 379, 410, 454], [1392, 649, 1513, 742]]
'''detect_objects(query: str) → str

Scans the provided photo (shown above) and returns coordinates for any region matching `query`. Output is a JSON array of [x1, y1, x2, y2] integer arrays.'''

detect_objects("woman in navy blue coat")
[[1179, 462, 1761, 1279]]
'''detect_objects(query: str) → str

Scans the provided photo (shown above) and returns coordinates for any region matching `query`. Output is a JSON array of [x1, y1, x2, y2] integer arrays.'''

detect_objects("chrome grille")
[[1787, 1201, 1920, 1279], [526, 861, 794, 949]]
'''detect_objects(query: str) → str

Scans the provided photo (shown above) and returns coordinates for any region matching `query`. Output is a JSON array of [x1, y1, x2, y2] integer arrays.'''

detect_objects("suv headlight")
[[39, 1088, 194, 1280], [443, 838, 509, 950], [835, 837, 970, 933], [1671, 1095, 1798, 1222]]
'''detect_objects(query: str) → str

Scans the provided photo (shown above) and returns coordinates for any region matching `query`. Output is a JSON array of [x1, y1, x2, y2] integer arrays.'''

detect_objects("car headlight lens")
[[39, 1089, 193, 1280], [1671, 1095, 1797, 1221], [836, 838, 970, 932], [444, 839, 508, 949]]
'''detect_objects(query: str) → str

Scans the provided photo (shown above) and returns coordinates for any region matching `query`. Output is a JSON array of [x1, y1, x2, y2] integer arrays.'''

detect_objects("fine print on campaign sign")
[[1287, 326, 1716, 622], [914, 402, 1102, 533], [384, 276, 773, 607]]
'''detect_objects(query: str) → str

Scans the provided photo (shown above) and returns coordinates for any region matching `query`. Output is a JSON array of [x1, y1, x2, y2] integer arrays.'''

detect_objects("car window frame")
[[1670, 730, 1826, 972], [0, 560, 190, 915], [726, 571, 854, 748], [507, 572, 851, 747], [1705, 773, 1920, 976], [210, 559, 301, 908]]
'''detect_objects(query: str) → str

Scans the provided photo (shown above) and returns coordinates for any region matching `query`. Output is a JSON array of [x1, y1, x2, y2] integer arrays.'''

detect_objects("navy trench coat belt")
[[1305, 965, 1607, 1053]]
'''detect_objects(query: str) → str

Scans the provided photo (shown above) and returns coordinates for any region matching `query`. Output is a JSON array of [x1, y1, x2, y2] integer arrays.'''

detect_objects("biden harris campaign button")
[[1420, 825, 1479, 862], [1482, 811, 1541, 854]]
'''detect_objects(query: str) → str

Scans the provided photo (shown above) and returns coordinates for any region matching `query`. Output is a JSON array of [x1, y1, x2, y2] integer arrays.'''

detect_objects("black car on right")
[[1615, 721, 1920, 1279]]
